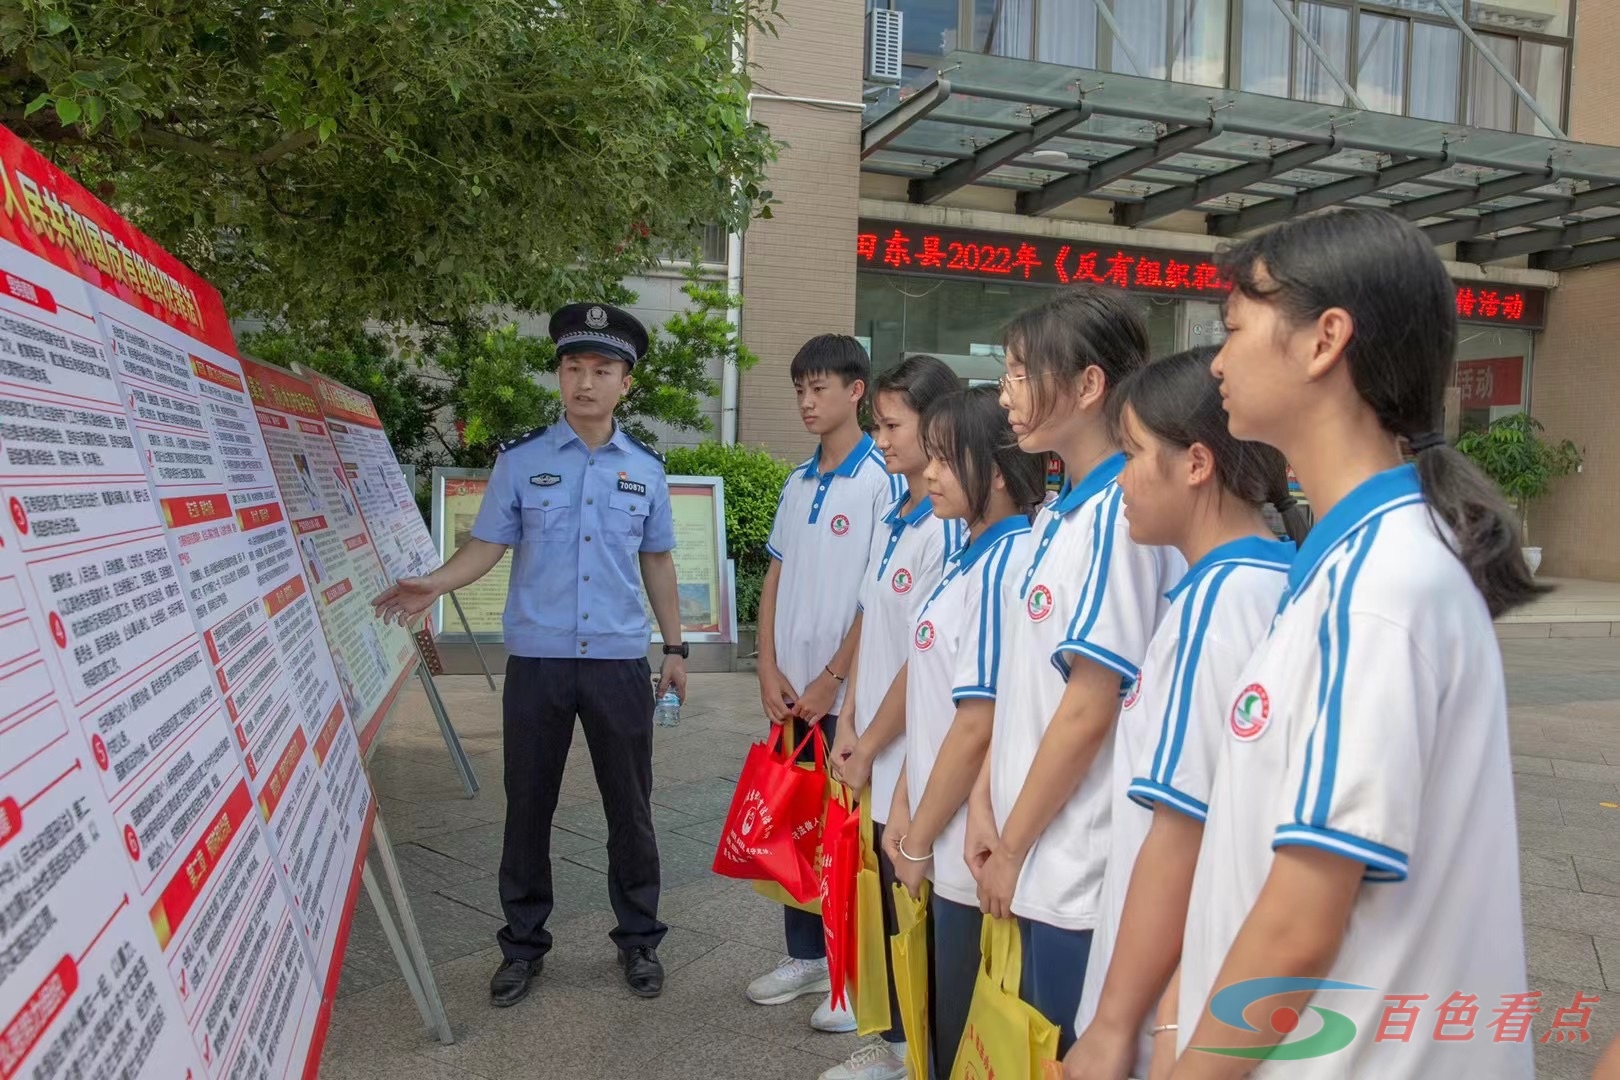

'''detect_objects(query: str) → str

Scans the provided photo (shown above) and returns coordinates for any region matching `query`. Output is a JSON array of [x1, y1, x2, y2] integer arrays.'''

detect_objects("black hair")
[[1217, 206, 1540, 615], [1002, 286, 1150, 431], [790, 333, 871, 389], [871, 354, 961, 420], [920, 385, 1047, 525], [1107, 347, 1311, 544]]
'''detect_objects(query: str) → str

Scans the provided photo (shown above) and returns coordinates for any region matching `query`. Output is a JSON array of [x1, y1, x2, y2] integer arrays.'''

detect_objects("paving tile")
[[1516, 755, 1557, 776], [415, 819, 599, 875], [550, 798, 700, 843], [643, 1028, 845, 1080], [1521, 882, 1620, 940], [1576, 855, 1620, 897], [1555, 760, 1620, 784], [671, 815, 728, 848], [1515, 772, 1620, 803], [536, 909, 726, 996], [1535, 1044, 1604, 1080], [1526, 925, 1604, 987], [651, 777, 744, 820], [564, 830, 719, 890], [657, 875, 798, 956], [1523, 849, 1580, 889], [392, 841, 489, 889], [1554, 799, 1620, 830], [374, 796, 486, 843], [1519, 792, 1567, 826]]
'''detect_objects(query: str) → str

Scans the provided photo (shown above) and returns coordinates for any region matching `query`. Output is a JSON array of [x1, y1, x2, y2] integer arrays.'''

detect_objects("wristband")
[[1151, 1024, 1178, 1036], [825, 664, 845, 683]]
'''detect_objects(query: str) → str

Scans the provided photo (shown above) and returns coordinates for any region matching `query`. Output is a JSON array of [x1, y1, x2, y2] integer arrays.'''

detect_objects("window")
[[1355, 13, 1407, 115], [1467, 32, 1518, 131], [1293, 3, 1352, 106], [1037, 0, 1099, 66], [1517, 40, 1566, 138], [1410, 21, 1462, 122], [895, 0, 961, 59], [1239, 0, 1292, 97]]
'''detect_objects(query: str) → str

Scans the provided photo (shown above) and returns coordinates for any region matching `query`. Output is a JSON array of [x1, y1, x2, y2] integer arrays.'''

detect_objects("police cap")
[[549, 303, 650, 368]]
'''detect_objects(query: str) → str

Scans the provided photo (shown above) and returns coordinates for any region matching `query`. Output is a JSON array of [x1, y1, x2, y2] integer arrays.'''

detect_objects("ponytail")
[[1411, 440, 1545, 618], [1265, 473, 1313, 546]]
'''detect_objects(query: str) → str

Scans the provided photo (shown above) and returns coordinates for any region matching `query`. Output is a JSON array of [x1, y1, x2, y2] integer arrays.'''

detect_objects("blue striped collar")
[[1053, 452, 1125, 515], [953, 514, 1031, 570], [1166, 535, 1296, 602], [1288, 464, 1423, 595], [801, 433, 877, 480], [883, 491, 935, 526]]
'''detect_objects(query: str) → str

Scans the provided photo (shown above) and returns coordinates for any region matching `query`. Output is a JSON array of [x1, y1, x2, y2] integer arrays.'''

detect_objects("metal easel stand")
[[363, 810, 455, 1044], [411, 629, 480, 798], [447, 590, 497, 692]]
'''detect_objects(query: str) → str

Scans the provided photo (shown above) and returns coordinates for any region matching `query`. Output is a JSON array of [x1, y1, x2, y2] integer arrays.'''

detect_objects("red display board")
[[0, 123, 379, 1080], [1456, 355, 1526, 408]]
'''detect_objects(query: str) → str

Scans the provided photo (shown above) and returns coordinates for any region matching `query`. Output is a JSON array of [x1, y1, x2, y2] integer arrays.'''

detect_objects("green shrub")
[[665, 442, 791, 625]]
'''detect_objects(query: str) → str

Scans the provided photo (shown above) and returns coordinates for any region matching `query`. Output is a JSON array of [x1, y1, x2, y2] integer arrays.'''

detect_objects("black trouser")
[[496, 655, 666, 960]]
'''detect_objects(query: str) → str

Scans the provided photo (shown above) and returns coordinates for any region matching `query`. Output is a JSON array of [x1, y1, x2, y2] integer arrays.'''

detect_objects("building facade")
[[730, 0, 1618, 581]]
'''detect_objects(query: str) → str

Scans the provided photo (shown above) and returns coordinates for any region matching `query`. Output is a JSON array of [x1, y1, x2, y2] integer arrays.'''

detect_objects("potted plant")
[[1454, 412, 1582, 576]]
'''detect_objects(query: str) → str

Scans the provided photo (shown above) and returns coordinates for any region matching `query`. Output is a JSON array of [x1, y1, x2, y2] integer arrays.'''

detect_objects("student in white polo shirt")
[[749, 334, 903, 1030], [1062, 348, 1306, 1080], [966, 288, 1186, 1055], [820, 354, 963, 1080], [1170, 207, 1536, 1078], [883, 385, 1048, 1080]]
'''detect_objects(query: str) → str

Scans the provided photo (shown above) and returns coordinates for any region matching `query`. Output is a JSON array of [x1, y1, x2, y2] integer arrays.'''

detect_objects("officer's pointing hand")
[[372, 577, 439, 626]]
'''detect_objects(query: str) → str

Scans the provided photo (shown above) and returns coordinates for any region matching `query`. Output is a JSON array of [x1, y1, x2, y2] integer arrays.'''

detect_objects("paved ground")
[[319, 638, 1620, 1079]]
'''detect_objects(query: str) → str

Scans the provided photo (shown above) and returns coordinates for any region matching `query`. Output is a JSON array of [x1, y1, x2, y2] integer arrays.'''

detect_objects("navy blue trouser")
[[929, 894, 983, 1077], [1017, 917, 1094, 1057]]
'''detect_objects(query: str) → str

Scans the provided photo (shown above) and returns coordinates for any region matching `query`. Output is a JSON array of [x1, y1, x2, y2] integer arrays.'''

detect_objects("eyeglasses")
[[998, 372, 1029, 393]]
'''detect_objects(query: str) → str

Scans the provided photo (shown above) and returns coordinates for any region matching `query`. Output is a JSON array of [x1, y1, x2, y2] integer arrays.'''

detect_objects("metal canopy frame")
[[861, 47, 1620, 269]]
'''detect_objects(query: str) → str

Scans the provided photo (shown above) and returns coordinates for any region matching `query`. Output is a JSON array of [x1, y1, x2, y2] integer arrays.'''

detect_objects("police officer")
[[373, 303, 687, 1007]]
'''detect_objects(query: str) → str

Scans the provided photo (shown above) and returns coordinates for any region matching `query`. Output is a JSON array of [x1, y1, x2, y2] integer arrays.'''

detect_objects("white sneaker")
[[810, 990, 858, 1033], [746, 956, 831, 1006], [818, 1039, 907, 1080]]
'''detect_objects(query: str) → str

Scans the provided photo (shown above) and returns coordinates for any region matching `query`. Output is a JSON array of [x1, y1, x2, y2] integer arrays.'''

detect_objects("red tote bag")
[[711, 722, 828, 904], [821, 784, 860, 1010]]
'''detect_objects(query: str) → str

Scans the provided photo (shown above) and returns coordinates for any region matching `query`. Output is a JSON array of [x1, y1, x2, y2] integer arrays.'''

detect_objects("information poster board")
[[0, 123, 373, 1080], [295, 366, 440, 583], [429, 468, 734, 644], [240, 359, 418, 752], [429, 468, 513, 641]]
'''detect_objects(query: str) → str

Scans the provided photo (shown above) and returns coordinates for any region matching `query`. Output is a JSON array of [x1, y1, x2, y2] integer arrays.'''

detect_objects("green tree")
[[1454, 412, 1582, 545], [664, 441, 790, 625], [1, 0, 777, 332]]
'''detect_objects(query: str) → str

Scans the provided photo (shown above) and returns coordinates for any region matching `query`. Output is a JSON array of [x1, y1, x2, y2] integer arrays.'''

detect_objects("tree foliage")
[[664, 441, 789, 625], [1455, 411, 1582, 543], [1, 0, 778, 332]]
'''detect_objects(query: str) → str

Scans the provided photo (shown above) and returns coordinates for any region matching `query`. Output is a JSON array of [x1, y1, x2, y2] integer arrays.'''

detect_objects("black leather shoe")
[[618, 945, 664, 998], [489, 956, 540, 1007]]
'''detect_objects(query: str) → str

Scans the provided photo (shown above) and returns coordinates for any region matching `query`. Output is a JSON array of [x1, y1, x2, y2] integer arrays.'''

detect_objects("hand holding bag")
[[949, 917, 1060, 1080], [711, 721, 828, 904]]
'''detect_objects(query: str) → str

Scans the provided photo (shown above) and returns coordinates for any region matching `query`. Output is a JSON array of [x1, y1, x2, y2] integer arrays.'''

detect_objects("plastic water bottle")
[[654, 689, 682, 728]]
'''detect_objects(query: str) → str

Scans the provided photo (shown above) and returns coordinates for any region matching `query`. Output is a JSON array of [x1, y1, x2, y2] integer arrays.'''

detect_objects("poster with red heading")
[[0, 123, 379, 1080], [239, 359, 417, 753], [295, 367, 441, 583]]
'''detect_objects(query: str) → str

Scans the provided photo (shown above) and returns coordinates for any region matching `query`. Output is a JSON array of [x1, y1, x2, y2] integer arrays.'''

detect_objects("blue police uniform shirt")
[[470, 419, 675, 659]]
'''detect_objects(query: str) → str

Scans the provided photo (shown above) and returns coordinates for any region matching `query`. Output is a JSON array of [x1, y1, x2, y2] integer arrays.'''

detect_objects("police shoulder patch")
[[621, 430, 665, 465]]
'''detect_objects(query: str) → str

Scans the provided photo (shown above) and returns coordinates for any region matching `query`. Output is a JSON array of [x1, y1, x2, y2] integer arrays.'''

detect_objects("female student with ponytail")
[[1168, 206, 1535, 1079], [881, 385, 1048, 1078], [1062, 347, 1305, 1080], [967, 288, 1187, 1054]]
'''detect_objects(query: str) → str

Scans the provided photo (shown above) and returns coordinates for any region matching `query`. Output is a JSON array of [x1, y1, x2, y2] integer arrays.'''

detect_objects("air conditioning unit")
[[866, 8, 903, 84]]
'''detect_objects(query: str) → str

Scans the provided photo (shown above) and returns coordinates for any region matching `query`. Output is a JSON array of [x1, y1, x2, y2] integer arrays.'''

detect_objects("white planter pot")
[[1523, 546, 1543, 576]]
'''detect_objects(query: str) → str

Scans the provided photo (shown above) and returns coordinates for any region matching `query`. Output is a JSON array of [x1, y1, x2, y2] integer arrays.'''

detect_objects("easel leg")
[[448, 591, 497, 692], [415, 648, 479, 798], [372, 813, 456, 1045], [362, 860, 435, 1033]]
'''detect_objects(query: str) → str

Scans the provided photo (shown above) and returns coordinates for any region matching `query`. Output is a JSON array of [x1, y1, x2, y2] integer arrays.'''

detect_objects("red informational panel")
[[1455, 355, 1525, 409], [0, 123, 378, 1080], [239, 359, 418, 753]]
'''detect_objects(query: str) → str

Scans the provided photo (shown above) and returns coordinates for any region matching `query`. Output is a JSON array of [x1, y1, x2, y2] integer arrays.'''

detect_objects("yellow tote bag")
[[890, 882, 931, 1080], [949, 917, 1060, 1080], [853, 790, 893, 1036]]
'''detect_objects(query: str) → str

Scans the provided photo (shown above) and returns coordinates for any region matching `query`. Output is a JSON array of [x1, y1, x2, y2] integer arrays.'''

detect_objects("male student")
[[746, 335, 903, 1035]]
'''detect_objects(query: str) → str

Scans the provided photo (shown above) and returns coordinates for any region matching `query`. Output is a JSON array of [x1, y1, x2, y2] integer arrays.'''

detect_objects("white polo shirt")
[[854, 493, 966, 823], [1178, 465, 1530, 1078], [767, 433, 904, 718], [990, 453, 1186, 930], [1074, 535, 1294, 1071], [905, 515, 1031, 907]]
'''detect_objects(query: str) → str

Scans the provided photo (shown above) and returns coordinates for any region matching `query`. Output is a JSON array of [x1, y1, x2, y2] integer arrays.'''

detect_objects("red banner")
[[0, 956, 77, 1080], [159, 494, 232, 529], [240, 358, 323, 421], [0, 126, 236, 354], [292, 515, 327, 535], [190, 355, 243, 393], [237, 502, 285, 532], [264, 575, 307, 620], [312, 702, 347, 767], [306, 371, 382, 428], [148, 780, 253, 950], [1456, 356, 1525, 409], [257, 727, 308, 823]]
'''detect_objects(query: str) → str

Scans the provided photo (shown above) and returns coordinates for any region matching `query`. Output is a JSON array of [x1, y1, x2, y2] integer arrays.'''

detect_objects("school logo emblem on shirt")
[[1027, 583, 1054, 622], [891, 567, 913, 594], [914, 621, 936, 651], [1121, 678, 1143, 710], [530, 473, 562, 487], [1230, 683, 1271, 741], [830, 514, 851, 536]]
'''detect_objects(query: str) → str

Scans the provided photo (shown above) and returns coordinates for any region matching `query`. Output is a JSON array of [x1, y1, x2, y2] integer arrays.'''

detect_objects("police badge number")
[[616, 477, 647, 496]]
